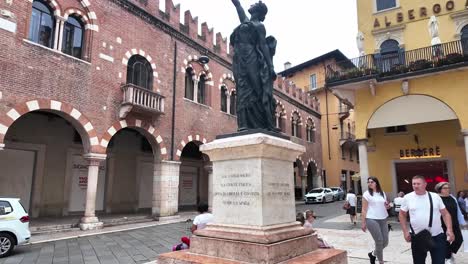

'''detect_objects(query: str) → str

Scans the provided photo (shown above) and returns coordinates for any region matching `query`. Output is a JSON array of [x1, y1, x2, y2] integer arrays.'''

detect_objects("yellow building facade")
[[279, 51, 361, 193], [327, 0, 468, 197]]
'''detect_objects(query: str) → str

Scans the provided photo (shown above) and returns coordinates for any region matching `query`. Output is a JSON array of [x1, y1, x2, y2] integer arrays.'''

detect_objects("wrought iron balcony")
[[119, 83, 165, 119], [326, 39, 468, 85]]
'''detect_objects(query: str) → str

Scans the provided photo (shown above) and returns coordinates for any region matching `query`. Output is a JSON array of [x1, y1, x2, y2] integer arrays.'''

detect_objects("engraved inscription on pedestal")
[[212, 158, 296, 226]]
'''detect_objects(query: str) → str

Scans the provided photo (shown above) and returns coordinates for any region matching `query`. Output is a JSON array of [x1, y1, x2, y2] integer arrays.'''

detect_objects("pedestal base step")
[[158, 249, 347, 264]]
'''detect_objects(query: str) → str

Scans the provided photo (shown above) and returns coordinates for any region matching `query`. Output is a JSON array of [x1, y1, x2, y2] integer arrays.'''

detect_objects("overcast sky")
[[167, 0, 359, 71]]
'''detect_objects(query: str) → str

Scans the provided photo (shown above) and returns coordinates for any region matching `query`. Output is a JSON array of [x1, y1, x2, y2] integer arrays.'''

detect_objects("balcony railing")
[[326, 39, 468, 84], [119, 83, 165, 119]]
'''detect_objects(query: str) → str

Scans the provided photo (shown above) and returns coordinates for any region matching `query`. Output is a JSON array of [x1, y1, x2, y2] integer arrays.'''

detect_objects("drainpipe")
[[170, 41, 177, 160], [325, 87, 331, 161]]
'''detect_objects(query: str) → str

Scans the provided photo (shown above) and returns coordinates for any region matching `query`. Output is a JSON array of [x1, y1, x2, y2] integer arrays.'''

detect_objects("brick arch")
[[122, 49, 161, 88], [305, 159, 320, 174], [100, 118, 168, 160], [275, 100, 286, 117], [63, 8, 90, 26], [218, 73, 235, 90], [294, 157, 304, 176], [306, 116, 316, 130], [77, 0, 99, 31], [175, 134, 209, 161], [35, 0, 62, 17], [181, 56, 214, 86], [0, 99, 99, 153], [291, 109, 302, 125]]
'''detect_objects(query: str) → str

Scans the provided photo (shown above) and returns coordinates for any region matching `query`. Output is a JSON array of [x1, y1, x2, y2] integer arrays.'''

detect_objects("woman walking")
[[435, 182, 465, 264], [361, 177, 389, 264], [345, 189, 357, 225]]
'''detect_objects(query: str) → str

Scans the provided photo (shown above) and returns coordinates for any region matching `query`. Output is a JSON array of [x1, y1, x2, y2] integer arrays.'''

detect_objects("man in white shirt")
[[399, 175, 454, 264], [191, 203, 214, 233], [393, 191, 404, 218]]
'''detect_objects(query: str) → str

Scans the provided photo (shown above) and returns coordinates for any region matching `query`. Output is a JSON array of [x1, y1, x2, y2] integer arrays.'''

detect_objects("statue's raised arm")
[[231, 0, 248, 23]]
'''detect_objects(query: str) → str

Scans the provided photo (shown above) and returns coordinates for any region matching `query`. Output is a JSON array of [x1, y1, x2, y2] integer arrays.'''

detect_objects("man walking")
[[399, 175, 454, 264]]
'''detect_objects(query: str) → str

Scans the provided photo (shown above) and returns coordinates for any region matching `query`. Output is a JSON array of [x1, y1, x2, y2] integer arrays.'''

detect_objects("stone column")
[[357, 139, 369, 193], [226, 94, 231, 114], [301, 176, 307, 197], [53, 16, 66, 50], [193, 80, 199, 103], [204, 164, 213, 211], [152, 160, 181, 220], [79, 153, 106, 231]]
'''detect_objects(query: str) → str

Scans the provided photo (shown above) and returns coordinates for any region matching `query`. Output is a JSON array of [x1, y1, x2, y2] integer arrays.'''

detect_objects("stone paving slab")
[[1, 206, 466, 264]]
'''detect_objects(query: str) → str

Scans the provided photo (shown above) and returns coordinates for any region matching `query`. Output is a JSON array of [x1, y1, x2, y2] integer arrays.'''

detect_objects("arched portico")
[[357, 95, 463, 195]]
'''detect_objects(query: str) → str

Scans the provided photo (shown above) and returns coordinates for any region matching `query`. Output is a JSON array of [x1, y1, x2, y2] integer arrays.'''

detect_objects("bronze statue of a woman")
[[230, 0, 277, 132]]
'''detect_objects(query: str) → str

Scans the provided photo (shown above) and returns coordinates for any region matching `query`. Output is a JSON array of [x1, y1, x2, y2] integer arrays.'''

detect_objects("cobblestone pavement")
[[2, 201, 465, 263], [0, 222, 191, 264]]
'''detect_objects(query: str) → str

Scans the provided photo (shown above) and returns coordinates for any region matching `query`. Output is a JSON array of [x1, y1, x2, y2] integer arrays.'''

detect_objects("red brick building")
[[0, 0, 321, 229]]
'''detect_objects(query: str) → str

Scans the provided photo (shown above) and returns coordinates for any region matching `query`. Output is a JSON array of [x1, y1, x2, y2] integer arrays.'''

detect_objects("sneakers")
[[368, 252, 376, 264]]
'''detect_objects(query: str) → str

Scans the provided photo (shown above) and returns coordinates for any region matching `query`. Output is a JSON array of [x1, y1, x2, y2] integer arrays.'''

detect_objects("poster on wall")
[[179, 166, 198, 206], [68, 154, 106, 212]]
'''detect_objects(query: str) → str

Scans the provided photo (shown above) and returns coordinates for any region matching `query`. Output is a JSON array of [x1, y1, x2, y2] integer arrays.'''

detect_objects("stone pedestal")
[[158, 133, 347, 264]]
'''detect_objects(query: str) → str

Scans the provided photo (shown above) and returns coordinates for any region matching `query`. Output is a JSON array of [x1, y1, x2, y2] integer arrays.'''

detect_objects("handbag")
[[410, 192, 435, 252], [343, 201, 350, 210]]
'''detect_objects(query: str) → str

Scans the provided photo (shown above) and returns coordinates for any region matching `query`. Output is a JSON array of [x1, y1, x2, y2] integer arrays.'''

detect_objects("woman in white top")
[[361, 177, 389, 264], [191, 203, 214, 233], [345, 189, 357, 225]]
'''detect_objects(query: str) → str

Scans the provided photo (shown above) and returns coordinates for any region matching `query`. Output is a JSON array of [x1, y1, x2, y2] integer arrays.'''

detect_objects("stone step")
[[30, 215, 154, 235], [158, 249, 348, 264], [283, 249, 348, 264]]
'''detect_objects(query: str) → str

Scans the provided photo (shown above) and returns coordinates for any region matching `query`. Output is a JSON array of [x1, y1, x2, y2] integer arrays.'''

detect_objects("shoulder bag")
[[410, 192, 435, 252]]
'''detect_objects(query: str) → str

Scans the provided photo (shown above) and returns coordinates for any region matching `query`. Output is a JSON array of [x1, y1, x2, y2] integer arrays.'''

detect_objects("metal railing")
[[121, 83, 165, 113], [326, 39, 468, 83]]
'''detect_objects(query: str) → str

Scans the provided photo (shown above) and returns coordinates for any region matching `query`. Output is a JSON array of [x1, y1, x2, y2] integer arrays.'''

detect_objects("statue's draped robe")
[[231, 21, 275, 131]]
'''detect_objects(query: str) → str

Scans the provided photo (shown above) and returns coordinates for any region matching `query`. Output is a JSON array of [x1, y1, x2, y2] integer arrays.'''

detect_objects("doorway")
[[395, 160, 449, 194]]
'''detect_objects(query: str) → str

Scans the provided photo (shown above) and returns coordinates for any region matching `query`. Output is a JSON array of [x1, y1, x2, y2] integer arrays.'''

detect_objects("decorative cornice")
[[273, 89, 321, 119], [111, 0, 232, 69]]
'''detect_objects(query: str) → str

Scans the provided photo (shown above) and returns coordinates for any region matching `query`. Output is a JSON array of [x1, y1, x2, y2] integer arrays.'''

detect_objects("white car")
[[0, 198, 31, 258], [304, 188, 334, 204]]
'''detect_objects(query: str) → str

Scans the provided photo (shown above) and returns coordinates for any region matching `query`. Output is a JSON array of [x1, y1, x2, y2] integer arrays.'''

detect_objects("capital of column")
[[356, 138, 368, 145], [55, 16, 67, 22], [83, 153, 107, 166]]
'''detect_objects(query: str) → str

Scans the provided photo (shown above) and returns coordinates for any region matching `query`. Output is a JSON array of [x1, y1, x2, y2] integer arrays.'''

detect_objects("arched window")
[[29, 1, 55, 48], [306, 118, 315, 143], [379, 39, 401, 72], [461, 25, 468, 54], [127, 55, 153, 90], [380, 39, 399, 54], [185, 68, 194, 100], [230, 90, 237, 115], [198, 74, 206, 104], [220, 85, 228, 112], [275, 102, 285, 131], [62, 16, 84, 59], [291, 112, 301, 138]]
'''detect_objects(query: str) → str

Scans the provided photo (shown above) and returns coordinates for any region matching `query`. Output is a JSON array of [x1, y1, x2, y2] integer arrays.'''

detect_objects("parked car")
[[304, 188, 334, 204], [0, 198, 31, 258], [330, 187, 345, 201]]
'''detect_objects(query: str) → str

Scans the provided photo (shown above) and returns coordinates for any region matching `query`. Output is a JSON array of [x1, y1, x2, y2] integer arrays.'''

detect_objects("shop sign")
[[374, 0, 458, 28], [399, 146, 441, 159]]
